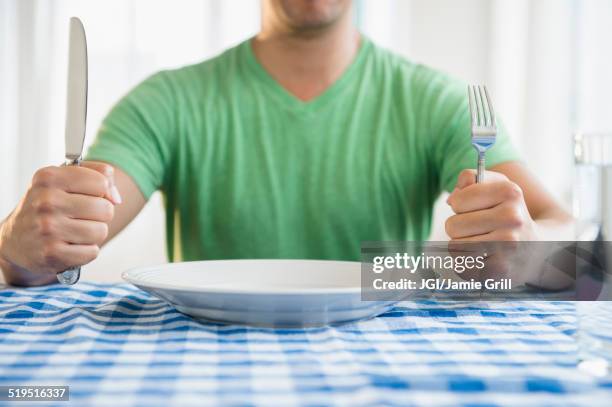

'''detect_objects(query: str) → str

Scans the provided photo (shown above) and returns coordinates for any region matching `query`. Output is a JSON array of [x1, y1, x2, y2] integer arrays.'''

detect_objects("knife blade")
[[57, 17, 88, 286]]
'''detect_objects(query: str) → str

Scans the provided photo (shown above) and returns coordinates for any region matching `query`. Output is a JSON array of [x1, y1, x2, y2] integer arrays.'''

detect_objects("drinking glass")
[[574, 132, 612, 377]]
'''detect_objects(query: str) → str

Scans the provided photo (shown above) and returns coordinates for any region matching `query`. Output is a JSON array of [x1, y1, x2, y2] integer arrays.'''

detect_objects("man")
[[0, 0, 572, 286]]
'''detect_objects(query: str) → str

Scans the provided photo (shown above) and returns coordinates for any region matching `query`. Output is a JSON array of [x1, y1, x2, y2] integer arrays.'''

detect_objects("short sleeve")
[[426, 72, 522, 193], [85, 71, 176, 199]]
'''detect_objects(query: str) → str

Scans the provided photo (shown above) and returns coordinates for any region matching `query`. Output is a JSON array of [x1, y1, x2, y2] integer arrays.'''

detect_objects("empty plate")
[[122, 259, 397, 327]]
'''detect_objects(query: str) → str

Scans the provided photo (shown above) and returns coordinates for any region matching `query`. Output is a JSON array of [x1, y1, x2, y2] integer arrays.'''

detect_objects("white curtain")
[[0, 1, 18, 217], [1, 0, 260, 208], [1, 0, 611, 280], [576, 0, 612, 132], [0, 0, 261, 281]]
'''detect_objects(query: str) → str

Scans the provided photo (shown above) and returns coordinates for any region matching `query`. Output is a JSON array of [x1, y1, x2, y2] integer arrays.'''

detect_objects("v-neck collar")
[[242, 36, 371, 114]]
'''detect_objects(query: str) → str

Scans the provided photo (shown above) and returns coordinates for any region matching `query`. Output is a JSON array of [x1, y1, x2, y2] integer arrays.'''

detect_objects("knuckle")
[[447, 197, 458, 213], [491, 170, 509, 181], [95, 223, 109, 243], [91, 172, 110, 195], [503, 205, 524, 228], [90, 198, 114, 223], [499, 230, 520, 241], [32, 167, 57, 187], [503, 182, 523, 200], [100, 163, 114, 178], [100, 200, 115, 222], [37, 215, 55, 236], [84, 161, 114, 176], [458, 169, 473, 183], [449, 201, 464, 215], [510, 215, 524, 228], [84, 245, 100, 263], [32, 190, 58, 213], [459, 169, 472, 178], [41, 242, 62, 267]]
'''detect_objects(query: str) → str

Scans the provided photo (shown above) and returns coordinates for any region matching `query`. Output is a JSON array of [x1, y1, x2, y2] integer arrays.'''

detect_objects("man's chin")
[[277, 0, 348, 33], [287, 17, 339, 33]]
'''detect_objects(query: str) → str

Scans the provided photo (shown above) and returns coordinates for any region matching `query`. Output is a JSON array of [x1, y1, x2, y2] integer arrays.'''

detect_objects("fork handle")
[[476, 153, 485, 184]]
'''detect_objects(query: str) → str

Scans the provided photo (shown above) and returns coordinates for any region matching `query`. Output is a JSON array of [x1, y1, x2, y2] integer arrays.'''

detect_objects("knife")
[[56, 17, 88, 285]]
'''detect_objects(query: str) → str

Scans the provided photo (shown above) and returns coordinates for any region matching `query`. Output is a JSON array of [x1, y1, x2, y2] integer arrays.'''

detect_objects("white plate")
[[122, 259, 397, 327]]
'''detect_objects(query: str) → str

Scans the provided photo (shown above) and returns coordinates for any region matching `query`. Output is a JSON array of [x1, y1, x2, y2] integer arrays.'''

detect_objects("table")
[[1, 282, 611, 406]]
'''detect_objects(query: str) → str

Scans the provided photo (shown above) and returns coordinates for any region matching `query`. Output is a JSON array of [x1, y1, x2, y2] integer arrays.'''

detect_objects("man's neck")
[[252, 16, 360, 102]]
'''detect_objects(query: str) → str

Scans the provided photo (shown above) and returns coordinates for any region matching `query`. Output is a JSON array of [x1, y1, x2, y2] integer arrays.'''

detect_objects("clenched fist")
[[445, 169, 537, 242], [0, 162, 121, 285]]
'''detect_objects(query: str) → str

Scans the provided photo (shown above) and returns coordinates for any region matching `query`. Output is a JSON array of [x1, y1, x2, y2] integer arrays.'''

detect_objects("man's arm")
[[0, 161, 145, 286], [445, 161, 574, 241]]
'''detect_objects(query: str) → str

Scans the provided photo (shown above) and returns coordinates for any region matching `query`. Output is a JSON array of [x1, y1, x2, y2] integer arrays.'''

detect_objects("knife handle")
[[56, 158, 82, 285], [57, 267, 81, 285], [65, 157, 81, 166]]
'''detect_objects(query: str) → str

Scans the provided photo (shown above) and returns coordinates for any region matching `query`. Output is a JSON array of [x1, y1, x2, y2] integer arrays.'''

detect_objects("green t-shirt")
[[86, 37, 520, 262]]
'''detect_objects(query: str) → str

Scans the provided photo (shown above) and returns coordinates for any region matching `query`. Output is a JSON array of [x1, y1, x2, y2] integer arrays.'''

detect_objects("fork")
[[468, 85, 497, 183]]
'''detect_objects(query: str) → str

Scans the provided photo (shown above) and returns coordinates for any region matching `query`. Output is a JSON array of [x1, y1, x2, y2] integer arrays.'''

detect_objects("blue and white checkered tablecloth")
[[1, 282, 611, 407]]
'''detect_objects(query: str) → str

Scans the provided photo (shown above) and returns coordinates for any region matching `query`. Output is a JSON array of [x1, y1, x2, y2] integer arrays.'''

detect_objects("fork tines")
[[468, 84, 497, 184], [468, 84, 496, 130]]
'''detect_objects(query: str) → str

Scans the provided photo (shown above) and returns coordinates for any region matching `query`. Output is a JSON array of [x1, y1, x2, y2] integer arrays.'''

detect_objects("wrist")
[[0, 215, 57, 287], [0, 216, 11, 268], [0, 217, 17, 280], [533, 215, 575, 241], [0, 215, 28, 285], [0, 227, 16, 284]]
